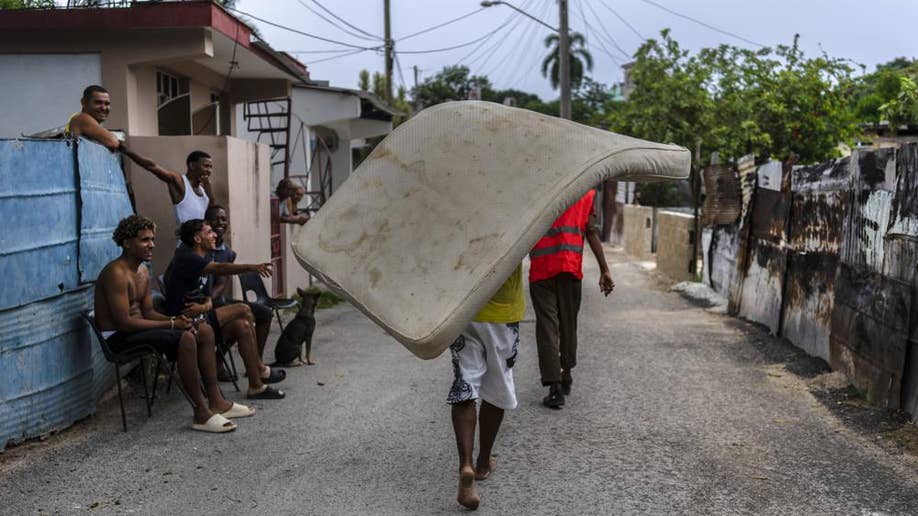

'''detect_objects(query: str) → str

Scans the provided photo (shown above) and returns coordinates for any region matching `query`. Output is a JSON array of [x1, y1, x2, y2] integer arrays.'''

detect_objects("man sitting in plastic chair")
[[205, 205, 273, 363], [93, 215, 255, 433], [163, 219, 286, 400]]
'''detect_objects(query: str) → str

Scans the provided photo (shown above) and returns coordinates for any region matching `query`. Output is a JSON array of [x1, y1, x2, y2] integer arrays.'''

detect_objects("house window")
[[156, 70, 189, 108]]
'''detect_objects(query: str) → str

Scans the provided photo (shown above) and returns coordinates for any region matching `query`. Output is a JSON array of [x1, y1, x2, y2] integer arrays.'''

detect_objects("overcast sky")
[[238, 0, 917, 100]]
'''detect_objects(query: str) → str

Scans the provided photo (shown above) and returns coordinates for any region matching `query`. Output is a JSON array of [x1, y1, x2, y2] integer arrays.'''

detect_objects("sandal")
[[247, 386, 286, 400], [220, 402, 255, 419], [261, 367, 286, 384], [191, 414, 236, 433]]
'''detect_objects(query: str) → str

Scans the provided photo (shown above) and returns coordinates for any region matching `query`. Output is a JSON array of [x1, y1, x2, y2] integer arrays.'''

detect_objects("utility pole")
[[558, 0, 571, 120], [383, 0, 394, 104], [412, 65, 421, 111]]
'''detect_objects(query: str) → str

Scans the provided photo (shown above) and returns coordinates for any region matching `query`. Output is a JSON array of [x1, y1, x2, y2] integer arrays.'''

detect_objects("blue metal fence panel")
[[0, 138, 131, 450], [0, 139, 79, 311], [77, 138, 134, 283], [0, 286, 99, 450]]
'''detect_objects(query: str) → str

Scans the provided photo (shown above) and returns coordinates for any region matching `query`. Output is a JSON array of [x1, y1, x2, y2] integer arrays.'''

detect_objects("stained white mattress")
[[293, 101, 690, 359]]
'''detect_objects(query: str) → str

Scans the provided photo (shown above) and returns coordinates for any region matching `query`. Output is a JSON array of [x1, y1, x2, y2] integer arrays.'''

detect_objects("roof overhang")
[[294, 83, 401, 121], [0, 1, 308, 82]]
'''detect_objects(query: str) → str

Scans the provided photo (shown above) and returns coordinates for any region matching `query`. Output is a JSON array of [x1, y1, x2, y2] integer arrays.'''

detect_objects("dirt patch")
[[728, 320, 918, 457], [810, 385, 918, 456], [722, 319, 830, 379]]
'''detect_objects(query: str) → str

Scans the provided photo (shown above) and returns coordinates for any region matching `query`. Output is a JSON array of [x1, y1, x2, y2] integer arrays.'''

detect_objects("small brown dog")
[[272, 288, 322, 366]]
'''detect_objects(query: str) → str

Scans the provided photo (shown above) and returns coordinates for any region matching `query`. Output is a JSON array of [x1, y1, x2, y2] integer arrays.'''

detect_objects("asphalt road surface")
[[2, 247, 918, 515]]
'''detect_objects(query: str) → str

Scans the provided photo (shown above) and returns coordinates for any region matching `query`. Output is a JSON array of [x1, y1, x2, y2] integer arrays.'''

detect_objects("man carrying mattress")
[[530, 189, 614, 409], [448, 264, 524, 510]]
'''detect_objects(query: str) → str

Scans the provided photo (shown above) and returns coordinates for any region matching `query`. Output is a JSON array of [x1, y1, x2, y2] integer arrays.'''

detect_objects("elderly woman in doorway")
[[275, 178, 310, 225]]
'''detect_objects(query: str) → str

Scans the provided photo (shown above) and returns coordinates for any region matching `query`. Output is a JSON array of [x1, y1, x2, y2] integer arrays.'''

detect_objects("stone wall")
[[656, 210, 695, 281], [622, 204, 655, 260]]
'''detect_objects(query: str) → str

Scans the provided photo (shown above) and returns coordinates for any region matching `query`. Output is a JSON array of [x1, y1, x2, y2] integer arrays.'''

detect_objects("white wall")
[[0, 53, 101, 137], [291, 87, 360, 126]]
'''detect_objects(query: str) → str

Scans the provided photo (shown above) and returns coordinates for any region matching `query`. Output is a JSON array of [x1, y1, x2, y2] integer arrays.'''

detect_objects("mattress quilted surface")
[[293, 101, 690, 358]]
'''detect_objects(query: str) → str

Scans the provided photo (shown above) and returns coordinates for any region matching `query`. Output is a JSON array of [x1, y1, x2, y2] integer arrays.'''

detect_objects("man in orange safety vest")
[[529, 189, 615, 409]]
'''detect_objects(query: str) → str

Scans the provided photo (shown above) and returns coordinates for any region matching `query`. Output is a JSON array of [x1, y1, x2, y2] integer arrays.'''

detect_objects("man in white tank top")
[[121, 148, 214, 225]]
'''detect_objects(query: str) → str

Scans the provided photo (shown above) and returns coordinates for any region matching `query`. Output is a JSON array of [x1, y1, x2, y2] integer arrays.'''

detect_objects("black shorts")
[[106, 328, 185, 361]]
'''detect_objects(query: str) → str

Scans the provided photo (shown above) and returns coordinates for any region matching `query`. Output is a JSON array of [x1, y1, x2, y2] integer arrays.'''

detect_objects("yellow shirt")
[[64, 112, 81, 137], [474, 264, 525, 323]]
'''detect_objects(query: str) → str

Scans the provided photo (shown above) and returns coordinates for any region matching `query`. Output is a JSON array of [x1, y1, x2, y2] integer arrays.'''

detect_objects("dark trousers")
[[530, 273, 582, 386]]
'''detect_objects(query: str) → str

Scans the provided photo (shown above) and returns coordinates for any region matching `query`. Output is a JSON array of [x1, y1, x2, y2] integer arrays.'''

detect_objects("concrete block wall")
[[656, 210, 696, 282], [622, 204, 655, 260]]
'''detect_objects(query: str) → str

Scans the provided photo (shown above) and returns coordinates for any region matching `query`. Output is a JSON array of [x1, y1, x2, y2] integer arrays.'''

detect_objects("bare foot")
[[306, 356, 316, 366], [474, 456, 496, 481], [457, 466, 479, 510]]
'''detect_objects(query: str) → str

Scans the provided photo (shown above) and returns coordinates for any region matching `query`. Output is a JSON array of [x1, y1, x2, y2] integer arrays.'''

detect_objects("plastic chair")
[[82, 312, 192, 432], [238, 271, 298, 332]]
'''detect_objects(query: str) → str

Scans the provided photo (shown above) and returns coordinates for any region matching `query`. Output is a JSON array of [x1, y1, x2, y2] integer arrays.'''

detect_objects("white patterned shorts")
[[446, 321, 520, 410]]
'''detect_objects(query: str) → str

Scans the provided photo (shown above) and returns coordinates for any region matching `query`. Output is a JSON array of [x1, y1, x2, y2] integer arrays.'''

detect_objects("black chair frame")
[[82, 313, 194, 432], [238, 271, 298, 333]]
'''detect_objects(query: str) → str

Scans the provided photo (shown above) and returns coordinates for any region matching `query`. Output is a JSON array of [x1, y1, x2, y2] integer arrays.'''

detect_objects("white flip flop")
[[220, 402, 256, 419], [191, 413, 236, 433]]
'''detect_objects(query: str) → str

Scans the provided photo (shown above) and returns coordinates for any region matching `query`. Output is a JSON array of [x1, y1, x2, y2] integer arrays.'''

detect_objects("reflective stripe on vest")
[[528, 190, 595, 282], [529, 243, 584, 258], [543, 225, 582, 238]]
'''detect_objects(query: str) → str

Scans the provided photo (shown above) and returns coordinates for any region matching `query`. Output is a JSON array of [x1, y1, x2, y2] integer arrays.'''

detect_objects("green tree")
[[606, 30, 713, 156], [372, 72, 387, 99], [541, 32, 593, 90], [607, 30, 857, 166], [851, 58, 918, 126], [879, 76, 918, 134], [358, 69, 371, 91], [412, 65, 492, 108], [0, 0, 55, 8]]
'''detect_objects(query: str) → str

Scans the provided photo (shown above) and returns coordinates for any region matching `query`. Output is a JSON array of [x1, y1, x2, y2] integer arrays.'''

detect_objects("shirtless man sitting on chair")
[[93, 215, 255, 433]]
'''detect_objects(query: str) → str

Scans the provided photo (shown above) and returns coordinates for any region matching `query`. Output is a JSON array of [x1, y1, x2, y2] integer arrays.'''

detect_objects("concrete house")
[[0, 0, 395, 295]]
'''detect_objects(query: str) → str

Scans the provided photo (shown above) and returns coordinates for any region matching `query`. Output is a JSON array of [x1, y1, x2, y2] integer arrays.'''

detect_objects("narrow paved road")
[[2, 247, 917, 515]]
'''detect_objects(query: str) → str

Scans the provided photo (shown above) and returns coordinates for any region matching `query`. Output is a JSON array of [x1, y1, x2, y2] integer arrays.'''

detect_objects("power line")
[[596, 0, 645, 42], [635, 0, 765, 48], [284, 49, 357, 54], [458, 0, 535, 66], [502, 0, 555, 90], [486, 0, 549, 81], [586, 23, 625, 65], [225, 7, 382, 50], [394, 51, 408, 92], [397, 30, 508, 55], [455, 13, 516, 65], [309, 0, 382, 40], [397, 7, 487, 42], [467, 0, 535, 70], [582, 0, 631, 58], [575, 0, 622, 67], [294, 0, 381, 42], [302, 48, 373, 65]]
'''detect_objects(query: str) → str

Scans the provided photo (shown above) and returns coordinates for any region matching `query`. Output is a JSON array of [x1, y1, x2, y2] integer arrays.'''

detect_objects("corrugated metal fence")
[[702, 144, 918, 417], [0, 138, 133, 450]]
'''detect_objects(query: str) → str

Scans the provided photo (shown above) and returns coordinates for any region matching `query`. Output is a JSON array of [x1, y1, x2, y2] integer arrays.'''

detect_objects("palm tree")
[[541, 32, 593, 90]]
